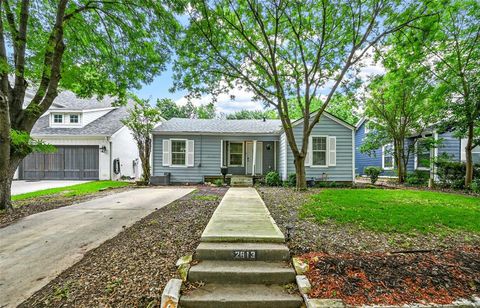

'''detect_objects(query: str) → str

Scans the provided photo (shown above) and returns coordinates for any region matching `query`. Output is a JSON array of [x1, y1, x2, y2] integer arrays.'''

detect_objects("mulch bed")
[[300, 247, 480, 306], [20, 186, 227, 308], [259, 187, 480, 255], [0, 186, 134, 228]]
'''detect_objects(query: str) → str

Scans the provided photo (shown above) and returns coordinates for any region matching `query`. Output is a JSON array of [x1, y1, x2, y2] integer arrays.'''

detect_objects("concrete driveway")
[[0, 187, 193, 307], [11, 180, 89, 195]]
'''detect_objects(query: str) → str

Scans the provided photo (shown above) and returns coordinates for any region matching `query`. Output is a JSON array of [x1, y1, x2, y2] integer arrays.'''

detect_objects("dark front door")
[[21, 146, 99, 180]]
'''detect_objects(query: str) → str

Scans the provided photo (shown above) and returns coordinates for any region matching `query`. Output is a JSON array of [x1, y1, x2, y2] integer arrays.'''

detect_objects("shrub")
[[405, 170, 430, 186], [286, 174, 297, 187], [364, 166, 382, 184], [435, 160, 465, 187], [213, 179, 223, 187], [471, 178, 480, 193], [265, 171, 281, 187]]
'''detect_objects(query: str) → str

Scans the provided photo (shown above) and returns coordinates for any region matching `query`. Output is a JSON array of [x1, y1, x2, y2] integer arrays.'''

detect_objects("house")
[[151, 112, 355, 184], [15, 91, 141, 181], [355, 118, 479, 176]]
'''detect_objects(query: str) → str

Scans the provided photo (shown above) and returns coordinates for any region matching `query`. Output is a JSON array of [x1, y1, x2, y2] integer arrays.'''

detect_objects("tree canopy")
[[156, 98, 216, 119]]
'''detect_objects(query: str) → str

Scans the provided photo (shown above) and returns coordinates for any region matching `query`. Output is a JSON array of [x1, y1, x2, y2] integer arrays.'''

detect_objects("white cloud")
[[175, 86, 265, 114]]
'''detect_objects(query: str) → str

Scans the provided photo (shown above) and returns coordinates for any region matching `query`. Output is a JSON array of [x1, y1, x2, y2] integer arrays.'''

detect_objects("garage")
[[20, 146, 99, 180]]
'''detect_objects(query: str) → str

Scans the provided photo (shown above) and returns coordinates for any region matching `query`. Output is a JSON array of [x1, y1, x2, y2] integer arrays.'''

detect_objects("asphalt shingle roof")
[[154, 118, 282, 134], [31, 107, 128, 137]]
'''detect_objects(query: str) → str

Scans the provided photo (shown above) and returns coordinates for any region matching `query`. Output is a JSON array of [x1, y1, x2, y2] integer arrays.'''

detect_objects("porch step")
[[230, 176, 254, 187], [195, 242, 290, 261], [188, 260, 296, 284], [180, 283, 302, 308]]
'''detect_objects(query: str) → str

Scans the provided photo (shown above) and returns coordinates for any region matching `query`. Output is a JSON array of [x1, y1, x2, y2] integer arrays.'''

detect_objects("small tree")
[[122, 99, 163, 183], [362, 61, 442, 183], [156, 99, 216, 119]]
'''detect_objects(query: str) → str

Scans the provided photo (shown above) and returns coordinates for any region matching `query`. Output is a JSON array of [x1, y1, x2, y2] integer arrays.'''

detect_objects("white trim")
[[352, 130, 355, 180], [228, 141, 244, 167], [310, 135, 328, 168], [273, 140, 277, 171], [355, 117, 366, 129], [170, 138, 188, 167], [382, 143, 394, 170], [245, 141, 263, 175], [220, 140, 224, 167], [252, 140, 257, 175]]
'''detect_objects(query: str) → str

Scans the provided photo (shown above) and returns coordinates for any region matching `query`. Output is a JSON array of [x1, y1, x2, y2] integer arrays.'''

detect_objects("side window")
[[53, 114, 63, 123], [70, 114, 79, 123], [171, 140, 187, 166], [382, 143, 394, 169], [312, 137, 327, 166]]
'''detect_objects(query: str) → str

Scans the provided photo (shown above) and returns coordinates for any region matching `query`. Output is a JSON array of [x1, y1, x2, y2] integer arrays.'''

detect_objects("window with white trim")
[[416, 138, 431, 169], [70, 114, 79, 123], [229, 142, 244, 166], [473, 145, 480, 164], [382, 143, 394, 170], [171, 140, 187, 166], [53, 114, 63, 123], [312, 136, 327, 166]]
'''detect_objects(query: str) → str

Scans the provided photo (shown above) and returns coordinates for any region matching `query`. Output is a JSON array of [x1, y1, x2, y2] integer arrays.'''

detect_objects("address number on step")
[[232, 250, 257, 260]]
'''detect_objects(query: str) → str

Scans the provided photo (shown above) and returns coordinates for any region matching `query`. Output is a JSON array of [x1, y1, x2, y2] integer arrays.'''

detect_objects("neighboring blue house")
[[355, 118, 478, 176], [151, 112, 355, 184]]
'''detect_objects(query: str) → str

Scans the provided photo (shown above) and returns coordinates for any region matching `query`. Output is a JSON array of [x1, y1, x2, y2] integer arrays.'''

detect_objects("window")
[[473, 146, 480, 164], [53, 114, 63, 123], [70, 114, 79, 123], [382, 143, 394, 169], [312, 136, 327, 166], [171, 140, 186, 166], [229, 142, 244, 166], [416, 138, 431, 169]]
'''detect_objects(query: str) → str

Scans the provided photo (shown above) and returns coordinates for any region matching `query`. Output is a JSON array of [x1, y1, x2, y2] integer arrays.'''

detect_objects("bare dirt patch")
[[0, 186, 134, 228], [20, 186, 227, 308]]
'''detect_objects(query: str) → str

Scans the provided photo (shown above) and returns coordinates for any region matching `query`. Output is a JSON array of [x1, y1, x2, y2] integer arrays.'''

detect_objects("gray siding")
[[284, 115, 354, 182], [153, 134, 278, 183], [438, 131, 461, 160]]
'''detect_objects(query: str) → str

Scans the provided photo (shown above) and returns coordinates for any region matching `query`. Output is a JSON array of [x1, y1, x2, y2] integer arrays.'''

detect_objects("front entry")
[[245, 142, 263, 175]]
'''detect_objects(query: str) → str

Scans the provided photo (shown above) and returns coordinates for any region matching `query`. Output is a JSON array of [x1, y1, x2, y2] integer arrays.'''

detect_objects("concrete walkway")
[[0, 187, 193, 308], [201, 187, 284, 243], [11, 180, 89, 195]]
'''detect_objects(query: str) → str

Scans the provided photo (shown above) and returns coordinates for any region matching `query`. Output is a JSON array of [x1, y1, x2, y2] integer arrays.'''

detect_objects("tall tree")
[[122, 99, 162, 183], [361, 63, 442, 183], [407, 0, 479, 187], [0, 1, 180, 210], [173, 0, 433, 189]]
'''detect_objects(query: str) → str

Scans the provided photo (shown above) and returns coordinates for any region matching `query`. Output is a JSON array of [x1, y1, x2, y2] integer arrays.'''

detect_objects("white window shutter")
[[305, 136, 312, 166], [162, 139, 171, 166], [329, 136, 336, 166], [460, 138, 467, 162], [187, 140, 195, 167]]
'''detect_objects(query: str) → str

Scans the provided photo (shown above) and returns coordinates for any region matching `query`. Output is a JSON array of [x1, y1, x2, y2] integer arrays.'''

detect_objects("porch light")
[[99, 146, 107, 153]]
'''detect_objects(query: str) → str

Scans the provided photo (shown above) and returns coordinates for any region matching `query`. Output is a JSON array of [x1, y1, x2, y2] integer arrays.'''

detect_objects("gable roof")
[[31, 107, 128, 137], [289, 110, 355, 131], [355, 117, 367, 129], [153, 118, 283, 135]]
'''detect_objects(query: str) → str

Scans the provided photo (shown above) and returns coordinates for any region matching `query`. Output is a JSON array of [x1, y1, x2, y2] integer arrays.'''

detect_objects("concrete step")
[[195, 242, 290, 261], [180, 283, 303, 308], [188, 260, 296, 284], [230, 176, 254, 187]]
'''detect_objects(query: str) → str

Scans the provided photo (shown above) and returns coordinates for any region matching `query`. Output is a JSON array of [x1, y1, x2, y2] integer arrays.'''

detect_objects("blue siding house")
[[355, 118, 478, 176], [151, 112, 355, 184]]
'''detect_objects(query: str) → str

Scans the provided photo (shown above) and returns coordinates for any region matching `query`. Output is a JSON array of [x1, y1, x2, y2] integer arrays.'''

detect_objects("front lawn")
[[12, 181, 131, 201], [302, 189, 480, 234]]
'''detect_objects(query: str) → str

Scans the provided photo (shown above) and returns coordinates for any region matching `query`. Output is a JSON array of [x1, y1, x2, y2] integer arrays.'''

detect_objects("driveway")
[[11, 180, 89, 195], [0, 187, 193, 307]]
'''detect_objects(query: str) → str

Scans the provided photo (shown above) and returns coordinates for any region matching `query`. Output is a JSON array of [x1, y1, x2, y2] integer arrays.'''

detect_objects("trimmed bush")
[[471, 178, 480, 193], [213, 179, 223, 187], [364, 166, 383, 184], [405, 170, 430, 186], [265, 171, 281, 186]]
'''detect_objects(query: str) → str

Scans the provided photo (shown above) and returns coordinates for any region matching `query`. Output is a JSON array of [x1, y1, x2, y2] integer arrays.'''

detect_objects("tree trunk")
[[0, 92, 12, 211], [294, 155, 307, 191], [141, 138, 151, 183], [395, 140, 406, 183], [465, 123, 474, 187]]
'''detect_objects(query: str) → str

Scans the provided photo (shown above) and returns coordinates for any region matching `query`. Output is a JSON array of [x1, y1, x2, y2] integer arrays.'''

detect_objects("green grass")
[[192, 194, 220, 201], [12, 181, 131, 201], [301, 189, 480, 234]]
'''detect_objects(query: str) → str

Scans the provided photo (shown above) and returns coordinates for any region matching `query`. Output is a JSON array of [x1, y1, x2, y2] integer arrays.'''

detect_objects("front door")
[[245, 142, 263, 175]]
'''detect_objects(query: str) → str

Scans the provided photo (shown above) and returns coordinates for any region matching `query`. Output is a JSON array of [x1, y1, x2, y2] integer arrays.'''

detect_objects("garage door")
[[21, 146, 99, 180]]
